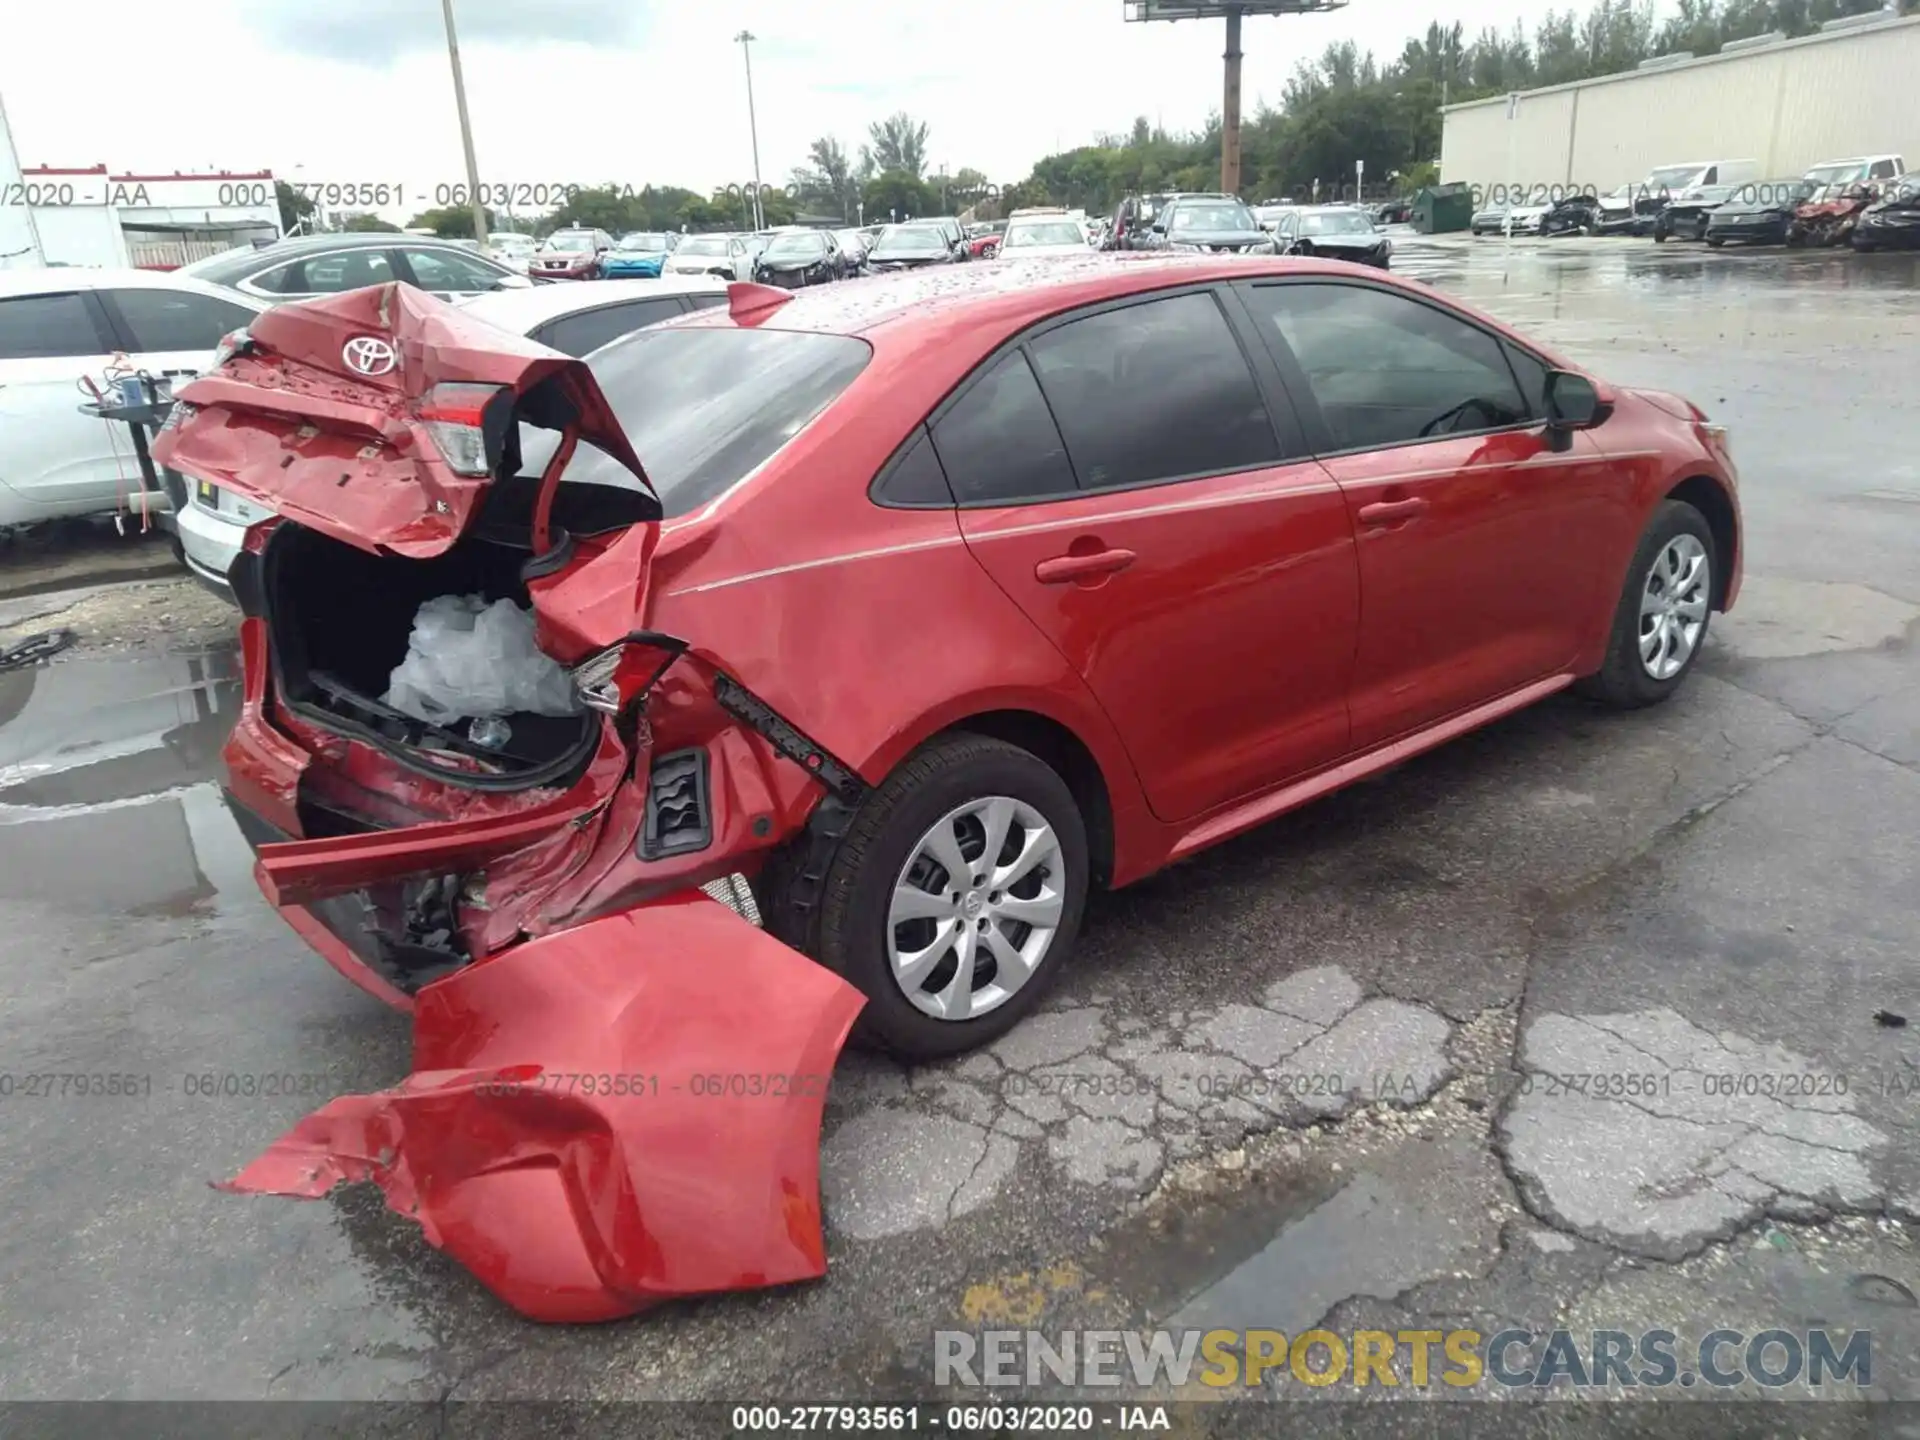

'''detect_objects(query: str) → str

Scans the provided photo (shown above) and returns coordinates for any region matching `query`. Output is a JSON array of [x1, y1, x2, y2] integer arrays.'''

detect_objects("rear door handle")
[[1357, 497, 1430, 525], [1035, 548, 1137, 584]]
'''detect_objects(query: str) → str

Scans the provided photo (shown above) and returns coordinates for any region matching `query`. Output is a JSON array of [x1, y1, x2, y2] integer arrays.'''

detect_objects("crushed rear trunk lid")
[[152, 281, 658, 558]]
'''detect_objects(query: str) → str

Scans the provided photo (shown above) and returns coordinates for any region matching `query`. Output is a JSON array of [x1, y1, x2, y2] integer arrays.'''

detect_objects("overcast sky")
[[6, 0, 1555, 213]]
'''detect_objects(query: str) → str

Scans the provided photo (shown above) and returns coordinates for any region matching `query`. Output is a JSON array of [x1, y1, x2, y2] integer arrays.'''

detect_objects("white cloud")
[[1, 0, 1564, 217]]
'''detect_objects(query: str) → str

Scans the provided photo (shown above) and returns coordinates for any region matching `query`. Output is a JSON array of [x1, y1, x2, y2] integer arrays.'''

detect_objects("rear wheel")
[[1577, 501, 1716, 709], [789, 734, 1089, 1060]]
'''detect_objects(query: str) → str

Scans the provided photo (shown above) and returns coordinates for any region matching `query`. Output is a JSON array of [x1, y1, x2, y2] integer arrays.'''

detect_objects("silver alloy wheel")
[[886, 795, 1065, 1022], [1639, 533, 1712, 681]]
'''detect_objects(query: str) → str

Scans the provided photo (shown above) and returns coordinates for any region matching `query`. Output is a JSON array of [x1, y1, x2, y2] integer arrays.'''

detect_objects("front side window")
[[1027, 291, 1281, 490], [402, 247, 505, 291], [257, 250, 396, 294], [0, 293, 107, 360], [108, 289, 257, 352], [1246, 283, 1531, 452]]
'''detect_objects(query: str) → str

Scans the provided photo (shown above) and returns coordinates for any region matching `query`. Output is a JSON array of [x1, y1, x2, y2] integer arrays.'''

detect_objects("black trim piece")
[[518, 528, 576, 582], [712, 673, 868, 804], [228, 547, 266, 619], [638, 747, 712, 860]]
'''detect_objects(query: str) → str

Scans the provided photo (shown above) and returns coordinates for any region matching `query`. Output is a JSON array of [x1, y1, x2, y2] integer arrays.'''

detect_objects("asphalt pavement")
[[1, 235, 1917, 1434]]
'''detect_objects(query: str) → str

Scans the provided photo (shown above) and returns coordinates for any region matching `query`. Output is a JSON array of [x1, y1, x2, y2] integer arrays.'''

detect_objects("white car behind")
[[996, 216, 1093, 260], [0, 268, 265, 532]]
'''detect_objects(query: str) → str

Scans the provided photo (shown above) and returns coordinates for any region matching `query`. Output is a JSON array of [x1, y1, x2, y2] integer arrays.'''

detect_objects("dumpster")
[[1414, 183, 1473, 234]]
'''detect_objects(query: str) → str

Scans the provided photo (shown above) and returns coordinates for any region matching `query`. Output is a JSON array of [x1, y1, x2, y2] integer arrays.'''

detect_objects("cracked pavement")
[[1, 239, 1918, 1424]]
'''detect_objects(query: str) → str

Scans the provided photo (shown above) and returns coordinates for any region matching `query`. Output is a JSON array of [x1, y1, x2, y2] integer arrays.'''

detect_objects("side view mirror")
[[1151, 221, 1167, 233], [1544, 370, 1608, 433]]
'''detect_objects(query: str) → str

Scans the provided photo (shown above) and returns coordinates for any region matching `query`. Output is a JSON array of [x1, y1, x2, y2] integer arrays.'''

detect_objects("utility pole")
[[0, 87, 47, 266], [440, 0, 489, 244], [735, 30, 765, 231], [1222, 5, 1244, 195]]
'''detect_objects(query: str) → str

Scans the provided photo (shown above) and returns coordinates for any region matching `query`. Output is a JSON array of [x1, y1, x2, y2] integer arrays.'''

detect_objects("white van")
[[1643, 159, 1763, 202]]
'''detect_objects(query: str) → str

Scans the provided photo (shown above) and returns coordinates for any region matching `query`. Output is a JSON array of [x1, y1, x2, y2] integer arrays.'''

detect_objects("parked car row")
[[1471, 154, 1915, 252]]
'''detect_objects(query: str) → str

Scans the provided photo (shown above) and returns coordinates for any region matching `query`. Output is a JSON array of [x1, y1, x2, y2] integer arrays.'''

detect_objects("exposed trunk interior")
[[263, 524, 599, 794]]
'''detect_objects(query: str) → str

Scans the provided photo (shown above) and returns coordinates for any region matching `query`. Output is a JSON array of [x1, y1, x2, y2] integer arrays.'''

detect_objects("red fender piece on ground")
[[220, 893, 865, 1322]]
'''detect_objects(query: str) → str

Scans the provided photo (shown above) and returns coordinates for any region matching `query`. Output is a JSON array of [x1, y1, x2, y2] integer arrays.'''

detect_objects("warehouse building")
[[1439, 10, 1920, 194]]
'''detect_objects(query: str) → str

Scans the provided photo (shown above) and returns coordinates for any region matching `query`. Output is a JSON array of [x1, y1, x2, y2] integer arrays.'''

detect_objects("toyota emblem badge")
[[342, 336, 397, 377]]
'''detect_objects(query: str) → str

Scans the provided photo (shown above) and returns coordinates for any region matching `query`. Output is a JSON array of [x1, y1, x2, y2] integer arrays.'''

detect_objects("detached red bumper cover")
[[222, 895, 865, 1322]]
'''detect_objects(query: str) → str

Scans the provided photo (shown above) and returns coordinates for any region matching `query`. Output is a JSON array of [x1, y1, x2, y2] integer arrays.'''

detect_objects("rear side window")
[[873, 426, 955, 507], [107, 288, 256, 352], [929, 350, 1077, 505], [0, 293, 109, 360], [1027, 291, 1281, 489], [538, 297, 686, 358], [569, 327, 870, 516]]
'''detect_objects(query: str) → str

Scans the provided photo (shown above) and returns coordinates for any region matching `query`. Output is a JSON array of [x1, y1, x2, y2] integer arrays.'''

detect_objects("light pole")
[[0, 86, 47, 266], [440, 0, 489, 244], [735, 30, 764, 231]]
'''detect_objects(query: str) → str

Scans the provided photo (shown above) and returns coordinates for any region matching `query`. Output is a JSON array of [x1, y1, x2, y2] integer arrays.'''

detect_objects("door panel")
[[960, 469, 1359, 823], [1241, 276, 1627, 748], [1320, 429, 1616, 747], [0, 291, 125, 514]]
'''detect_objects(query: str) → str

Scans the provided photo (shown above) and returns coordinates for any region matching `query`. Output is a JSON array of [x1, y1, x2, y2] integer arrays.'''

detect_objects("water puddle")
[[0, 644, 259, 917]]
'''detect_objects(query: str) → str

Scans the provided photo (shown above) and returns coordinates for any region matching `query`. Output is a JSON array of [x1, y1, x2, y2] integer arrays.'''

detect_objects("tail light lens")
[[568, 632, 690, 716], [418, 382, 514, 477]]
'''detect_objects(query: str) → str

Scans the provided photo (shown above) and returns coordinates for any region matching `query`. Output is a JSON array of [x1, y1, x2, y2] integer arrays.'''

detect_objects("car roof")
[[183, 232, 478, 283], [459, 275, 726, 332], [676, 253, 1411, 345], [0, 265, 271, 306]]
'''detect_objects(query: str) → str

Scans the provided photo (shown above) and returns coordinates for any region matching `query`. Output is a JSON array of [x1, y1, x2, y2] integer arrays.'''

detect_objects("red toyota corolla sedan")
[[154, 257, 1738, 1318], [160, 251, 1742, 1058]]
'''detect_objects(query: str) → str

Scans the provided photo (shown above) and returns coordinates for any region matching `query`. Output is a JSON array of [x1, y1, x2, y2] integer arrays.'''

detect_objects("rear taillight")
[[418, 382, 513, 477], [568, 632, 690, 716]]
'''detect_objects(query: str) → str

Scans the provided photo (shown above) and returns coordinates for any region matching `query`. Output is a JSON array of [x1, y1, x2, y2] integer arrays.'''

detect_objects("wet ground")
[[1, 237, 1918, 1432]]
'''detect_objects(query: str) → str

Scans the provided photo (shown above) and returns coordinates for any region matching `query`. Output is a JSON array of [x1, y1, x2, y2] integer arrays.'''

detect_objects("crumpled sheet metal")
[[221, 893, 865, 1322]]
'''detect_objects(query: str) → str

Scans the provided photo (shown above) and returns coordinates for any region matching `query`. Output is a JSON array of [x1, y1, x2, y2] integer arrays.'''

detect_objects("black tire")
[[1576, 500, 1717, 710], [1706, 237, 1725, 248], [782, 734, 1089, 1061]]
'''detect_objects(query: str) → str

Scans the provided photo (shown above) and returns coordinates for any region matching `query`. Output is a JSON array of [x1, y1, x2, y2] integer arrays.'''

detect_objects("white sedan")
[[175, 276, 731, 590], [995, 216, 1094, 260], [0, 267, 266, 532]]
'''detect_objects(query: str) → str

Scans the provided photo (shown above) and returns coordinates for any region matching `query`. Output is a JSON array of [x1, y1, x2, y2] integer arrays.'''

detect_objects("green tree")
[[405, 204, 499, 238], [863, 171, 938, 223], [864, 113, 930, 180], [790, 136, 858, 220], [340, 214, 400, 233], [275, 180, 315, 234]]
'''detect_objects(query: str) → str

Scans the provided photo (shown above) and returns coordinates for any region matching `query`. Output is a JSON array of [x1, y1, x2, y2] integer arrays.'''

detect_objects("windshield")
[[1004, 221, 1085, 248], [764, 232, 827, 259], [678, 235, 730, 256], [1645, 166, 1706, 193], [1169, 202, 1257, 233], [543, 231, 596, 252], [489, 233, 533, 249], [874, 225, 948, 255], [1804, 162, 1869, 188], [617, 234, 669, 252], [567, 329, 873, 517], [1297, 211, 1375, 236]]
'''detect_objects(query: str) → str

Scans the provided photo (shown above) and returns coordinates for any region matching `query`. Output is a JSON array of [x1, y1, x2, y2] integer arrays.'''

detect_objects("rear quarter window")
[[562, 327, 872, 516]]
